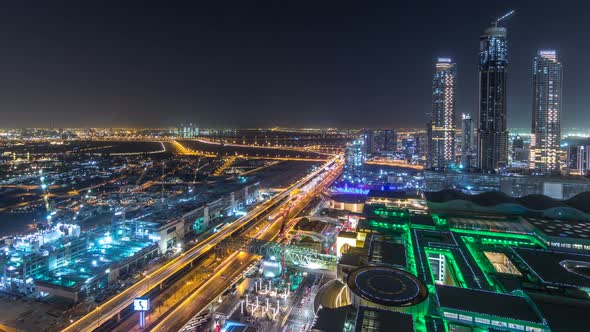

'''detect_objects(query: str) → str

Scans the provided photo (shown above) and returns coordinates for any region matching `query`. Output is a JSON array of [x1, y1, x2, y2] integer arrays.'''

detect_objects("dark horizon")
[[1, 0, 589, 129]]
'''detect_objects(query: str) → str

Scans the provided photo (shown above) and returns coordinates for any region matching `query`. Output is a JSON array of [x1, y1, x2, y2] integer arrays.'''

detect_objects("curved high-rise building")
[[477, 23, 509, 172], [530, 50, 563, 174]]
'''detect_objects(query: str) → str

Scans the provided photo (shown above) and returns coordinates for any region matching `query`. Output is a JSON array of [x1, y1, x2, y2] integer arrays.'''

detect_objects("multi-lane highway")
[[192, 138, 335, 156], [150, 252, 258, 332], [62, 156, 341, 332], [365, 158, 424, 170], [151, 155, 342, 332], [171, 139, 332, 162]]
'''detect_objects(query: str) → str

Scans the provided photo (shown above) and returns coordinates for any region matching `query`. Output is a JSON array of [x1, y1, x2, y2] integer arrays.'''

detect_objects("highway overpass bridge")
[[217, 236, 338, 270]]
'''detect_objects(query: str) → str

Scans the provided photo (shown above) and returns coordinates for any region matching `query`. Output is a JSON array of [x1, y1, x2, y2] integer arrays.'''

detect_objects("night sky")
[[0, 1, 588, 129]]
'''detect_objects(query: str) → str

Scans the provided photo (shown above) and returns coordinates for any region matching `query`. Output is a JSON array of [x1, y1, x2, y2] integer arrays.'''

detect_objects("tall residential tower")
[[461, 113, 476, 169], [530, 50, 563, 174], [343, 139, 365, 183], [477, 11, 514, 173], [428, 58, 457, 169], [363, 129, 397, 155]]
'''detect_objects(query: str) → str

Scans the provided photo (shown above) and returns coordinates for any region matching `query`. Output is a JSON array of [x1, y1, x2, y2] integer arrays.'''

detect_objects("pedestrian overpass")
[[217, 236, 338, 270]]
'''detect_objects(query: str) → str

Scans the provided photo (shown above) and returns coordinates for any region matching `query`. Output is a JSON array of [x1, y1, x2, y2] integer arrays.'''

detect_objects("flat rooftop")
[[329, 193, 367, 204], [365, 205, 409, 220], [337, 231, 358, 239], [35, 226, 157, 290], [339, 247, 367, 268], [526, 218, 590, 240], [410, 214, 435, 227], [513, 248, 590, 288], [369, 240, 406, 267], [527, 291, 590, 332], [448, 216, 531, 233], [355, 306, 414, 332], [367, 189, 408, 200], [311, 305, 350, 332], [435, 285, 543, 324]]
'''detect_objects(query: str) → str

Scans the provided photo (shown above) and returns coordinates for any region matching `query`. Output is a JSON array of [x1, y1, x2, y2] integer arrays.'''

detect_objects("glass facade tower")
[[343, 139, 365, 183], [461, 113, 476, 169], [429, 58, 457, 169], [477, 25, 509, 173], [363, 129, 397, 155], [530, 50, 563, 174]]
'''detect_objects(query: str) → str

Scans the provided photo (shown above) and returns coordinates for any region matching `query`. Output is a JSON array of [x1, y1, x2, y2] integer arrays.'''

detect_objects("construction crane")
[[493, 10, 515, 27]]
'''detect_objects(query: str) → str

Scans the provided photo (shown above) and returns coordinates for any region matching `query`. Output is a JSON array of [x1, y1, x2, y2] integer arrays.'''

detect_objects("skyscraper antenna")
[[493, 10, 515, 27]]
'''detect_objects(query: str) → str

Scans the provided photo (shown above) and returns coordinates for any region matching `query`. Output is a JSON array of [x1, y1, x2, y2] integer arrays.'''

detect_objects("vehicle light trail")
[[151, 156, 342, 332], [61, 155, 342, 332]]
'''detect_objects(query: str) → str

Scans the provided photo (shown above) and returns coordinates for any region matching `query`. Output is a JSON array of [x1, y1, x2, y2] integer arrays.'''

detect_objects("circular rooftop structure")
[[327, 193, 366, 213], [347, 266, 428, 307]]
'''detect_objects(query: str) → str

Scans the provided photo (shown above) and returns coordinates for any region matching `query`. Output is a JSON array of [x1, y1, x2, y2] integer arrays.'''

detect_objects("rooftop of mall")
[[313, 184, 590, 332]]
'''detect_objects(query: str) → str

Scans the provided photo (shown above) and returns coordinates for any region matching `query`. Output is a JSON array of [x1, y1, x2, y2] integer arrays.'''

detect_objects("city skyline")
[[2, 3, 590, 332], [0, 1, 589, 128]]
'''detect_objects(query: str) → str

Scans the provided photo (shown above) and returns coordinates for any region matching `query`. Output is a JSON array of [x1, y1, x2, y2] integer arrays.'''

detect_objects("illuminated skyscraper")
[[428, 58, 457, 169], [363, 129, 397, 155], [512, 134, 528, 163], [530, 50, 563, 174], [343, 139, 365, 183], [461, 113, 476, 169], [567, 144, 590, 176], [477, 12, 513, 173]]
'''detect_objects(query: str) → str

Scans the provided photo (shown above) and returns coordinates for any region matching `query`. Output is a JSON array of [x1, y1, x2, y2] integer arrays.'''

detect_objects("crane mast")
[[493, 10, 515, 27]]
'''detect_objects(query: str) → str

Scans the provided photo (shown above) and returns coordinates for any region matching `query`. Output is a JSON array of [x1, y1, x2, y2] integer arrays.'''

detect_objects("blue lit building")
[[343, 139, 366, 183]]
